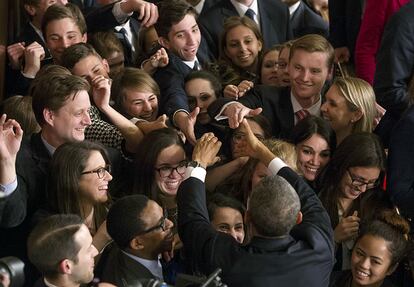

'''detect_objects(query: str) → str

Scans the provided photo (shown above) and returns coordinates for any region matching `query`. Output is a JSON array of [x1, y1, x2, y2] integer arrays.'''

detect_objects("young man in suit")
[[27, 214, 99, 287], [198, 0, 292, 58], [99, 195, 174, 286], [177, 122, 334, 286], [153, 0, 213, 144], [209, 34, 334, 139]]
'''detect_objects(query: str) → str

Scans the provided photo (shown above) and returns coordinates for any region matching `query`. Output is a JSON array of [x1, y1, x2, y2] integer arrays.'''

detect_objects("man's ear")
[[24, 4, 37, 17], [327, 65, 334, 82], [129, 237, 145, 251], [43, 108, 55, 127], [58, 259, 72, 275], [296, 211, 303, 225], [158, 37, 170, 50]]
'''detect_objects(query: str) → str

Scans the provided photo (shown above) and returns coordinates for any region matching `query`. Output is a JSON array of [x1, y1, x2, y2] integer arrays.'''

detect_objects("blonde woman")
[[321, 77, 377, 145]]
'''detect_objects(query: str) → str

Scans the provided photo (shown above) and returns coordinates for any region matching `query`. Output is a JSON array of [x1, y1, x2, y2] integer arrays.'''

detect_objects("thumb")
[[248, 107, 262, 116], [241, 118, 254, 137], [157, 114, 167, 123], [352, 210, 358, 217], [190, 107, 200, 119]]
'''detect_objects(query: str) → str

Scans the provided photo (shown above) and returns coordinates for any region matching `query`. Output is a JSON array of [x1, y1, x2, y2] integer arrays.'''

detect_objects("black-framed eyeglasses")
[[155, 161, 187, 178], [347, 169, 380, 190], [81, 164, 112, 179], [140, 210, 169, 235]]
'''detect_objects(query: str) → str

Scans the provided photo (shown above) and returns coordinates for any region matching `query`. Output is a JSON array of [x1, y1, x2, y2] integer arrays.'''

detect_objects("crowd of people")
[[1, 0, 414, 286]]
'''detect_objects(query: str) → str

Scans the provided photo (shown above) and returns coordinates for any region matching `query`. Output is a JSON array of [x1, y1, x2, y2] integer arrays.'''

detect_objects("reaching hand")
[[334, 210, 360, 243], [192, 132, 222, 168], [136, 114, 168, 134], [23, 41, 45, 78], [91, 75, 112, 111], [150, 47, 169, 68], [0, 115, 23, 161], [223, 81, 254, 100], [224, 102, 262, 129], [7, 42, 25, 70], [174, 109, 198, 145], [121, 0, 158, 27], [334, 47, 350, 64]]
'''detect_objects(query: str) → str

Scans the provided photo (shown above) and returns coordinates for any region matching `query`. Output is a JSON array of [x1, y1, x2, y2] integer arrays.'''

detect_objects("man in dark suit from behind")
[[281, 0, 329, 39], [27, 214, 99, 287], [99, 195, 174, 286], [177, 124, 334, 286], [208, 34, 334, 139]]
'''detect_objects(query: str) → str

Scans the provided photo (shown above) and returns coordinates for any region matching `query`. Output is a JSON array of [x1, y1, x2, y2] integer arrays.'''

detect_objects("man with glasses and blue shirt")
[[99, 194, 174, 286]]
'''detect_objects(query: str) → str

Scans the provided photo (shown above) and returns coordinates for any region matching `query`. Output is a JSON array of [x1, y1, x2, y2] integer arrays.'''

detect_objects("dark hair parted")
[[154, 0, 197, 39], [42, 3, 87, 38], [61, 42, 102, 70], [249, 175, 300, 237], [30, 65, 89, 126], [291, 115, 336, 153], [185, 70, 223, 98], [107, 195, 150, 249], [133, 128, 185, 202], [318, 133, 386, 228], [289, 34, 334, 70], [28, 214, 84, 277], [357, 210, 410, 267], [111, 67, 160, 118], [47, 141, 110, 228], [207, 193, 246, 222]]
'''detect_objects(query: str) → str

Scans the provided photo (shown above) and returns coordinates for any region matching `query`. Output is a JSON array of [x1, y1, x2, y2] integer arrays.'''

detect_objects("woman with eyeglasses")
[[321, 76, 377, 145], [44, 141, 113, 252], [316, 133, 393, 271]]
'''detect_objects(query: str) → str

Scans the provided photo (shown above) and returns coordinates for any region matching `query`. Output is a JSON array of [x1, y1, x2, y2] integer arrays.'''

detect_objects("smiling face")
[[296, 134, 330, 182], [288, 49, 330, 107], [45, 17, 87, 63], [154, 144, 186, 196], [340, 166, 380, 201], [71, 55, 110, 83], [261, 50, 279, 86], [160, 14, 200, 61], [46, 90, 91, 147], [224, 25, 262, 70], [185, 78, 217, 124], [78, 150, 112, 205], [211, 207, 245, 243], [351, 234, 393, 286], [123, 89, 159, 121], [321, 84, 361, 134]]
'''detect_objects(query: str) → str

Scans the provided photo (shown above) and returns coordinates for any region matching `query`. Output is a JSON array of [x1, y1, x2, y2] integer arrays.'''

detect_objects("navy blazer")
[[208, 85, 295, 139], [291, 1, 329, 39], [199, 0, 292, 59], [177, 167, 334, 287]]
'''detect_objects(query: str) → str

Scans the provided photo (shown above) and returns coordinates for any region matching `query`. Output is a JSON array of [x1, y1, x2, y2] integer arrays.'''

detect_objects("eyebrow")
[[173, 24, 198, 37]]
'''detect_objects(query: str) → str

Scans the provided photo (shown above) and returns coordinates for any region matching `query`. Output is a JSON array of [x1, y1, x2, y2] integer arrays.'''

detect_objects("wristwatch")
[[187, 160, 202, 168]]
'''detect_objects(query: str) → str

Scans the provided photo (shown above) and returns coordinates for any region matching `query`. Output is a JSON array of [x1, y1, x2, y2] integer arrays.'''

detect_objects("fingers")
[[249, 107, 263, 116], [139, 2, 158, 27], [224, 85, 239, 99]]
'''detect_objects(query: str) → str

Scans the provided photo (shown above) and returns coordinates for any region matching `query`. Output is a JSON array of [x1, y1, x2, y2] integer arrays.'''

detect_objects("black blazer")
[[99, 244, 157, 287], [208, 85, 295, 139], [199, 0, 292, 58], [177, 167, 334, 287], [291, 1, 329, 39]]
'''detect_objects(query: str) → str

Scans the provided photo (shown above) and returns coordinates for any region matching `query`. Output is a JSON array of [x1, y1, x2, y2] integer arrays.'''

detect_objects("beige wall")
[[0, 0, 8, 101]]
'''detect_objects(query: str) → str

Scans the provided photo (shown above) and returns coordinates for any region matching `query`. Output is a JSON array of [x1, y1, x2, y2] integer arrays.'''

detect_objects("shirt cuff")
[[21, 70, 36, 79], [268, 157, 288, 176], [113, 1, 133, 24], [184, 166, 206, 182], [0, 179, 18, 198], [172, 109, 190, 127], [214, 101, 237, 121]]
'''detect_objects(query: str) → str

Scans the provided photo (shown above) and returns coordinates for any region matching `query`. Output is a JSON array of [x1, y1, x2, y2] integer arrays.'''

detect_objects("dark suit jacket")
[[99, 244, 157, 287], [291, 1, 329, 39], [152, 48, 211, 118], [387, 104, 414, 230], [373, 1, 414, 146], [208, 85, 294, 139], [177, 167, 334, 287], [328, 0, 363, 58], [113, 18, 141, 66], [199, 0, 292, 58]]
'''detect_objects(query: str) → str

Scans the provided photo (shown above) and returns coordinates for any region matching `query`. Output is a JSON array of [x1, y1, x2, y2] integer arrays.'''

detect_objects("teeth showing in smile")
[[305, 167, 318, 173], [356, 270, 369, 278], [165, 180, 179, 189]]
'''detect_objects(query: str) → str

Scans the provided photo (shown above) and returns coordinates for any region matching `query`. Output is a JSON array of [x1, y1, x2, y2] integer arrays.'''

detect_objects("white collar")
[[40, 134, 56, 156], [193, 0, 205, 14], [230, 0, 259, 19], [182, 57, 199, 69], [289, 1, 301, 16], [290, 91, 321, 123], [29, 22, 45, 42], [43, 278, 61, 287], [122, 251, 163, 280]]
